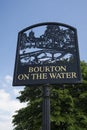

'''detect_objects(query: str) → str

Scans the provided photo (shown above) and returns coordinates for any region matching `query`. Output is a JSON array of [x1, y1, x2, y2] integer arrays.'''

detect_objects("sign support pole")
[[42, 85, 50, 130]]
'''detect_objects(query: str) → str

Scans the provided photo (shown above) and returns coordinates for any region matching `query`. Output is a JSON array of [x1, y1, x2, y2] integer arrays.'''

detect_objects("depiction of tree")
[[63, 29, 75, 50], [43, 25, 63, 48], [20, 33, 27, 50], [28, 30, 35, 42], [19, 25, 76, 51], [19, 25, 76, 65], [42, 25, 75, 51]]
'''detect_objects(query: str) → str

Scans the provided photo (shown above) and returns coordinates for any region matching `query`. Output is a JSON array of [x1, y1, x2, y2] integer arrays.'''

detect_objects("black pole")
[[42, 85, 50, 130]]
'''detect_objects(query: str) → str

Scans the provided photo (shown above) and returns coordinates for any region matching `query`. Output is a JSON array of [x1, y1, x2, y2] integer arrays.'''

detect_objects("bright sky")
[[0, 0, 87, 130]]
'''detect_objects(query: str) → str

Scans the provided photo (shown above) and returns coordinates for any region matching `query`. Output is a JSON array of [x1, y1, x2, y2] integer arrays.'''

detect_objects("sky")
[[0, 0, 87, 130]]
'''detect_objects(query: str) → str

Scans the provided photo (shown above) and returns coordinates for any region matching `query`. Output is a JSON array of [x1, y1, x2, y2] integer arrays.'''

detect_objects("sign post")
[[13, 22, 81, 130], [42, 85, 50, 130]]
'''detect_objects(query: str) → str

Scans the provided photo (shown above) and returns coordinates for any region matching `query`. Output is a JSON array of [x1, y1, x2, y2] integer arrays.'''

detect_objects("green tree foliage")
[[12, 61, 87, 130]]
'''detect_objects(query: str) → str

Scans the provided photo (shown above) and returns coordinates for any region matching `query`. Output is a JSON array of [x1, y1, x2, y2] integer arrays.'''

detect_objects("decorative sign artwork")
[[13, 22, 81, 86]]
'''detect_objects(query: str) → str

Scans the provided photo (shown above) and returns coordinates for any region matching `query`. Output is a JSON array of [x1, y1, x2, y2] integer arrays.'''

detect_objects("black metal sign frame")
[[13, 22, 81, 86]]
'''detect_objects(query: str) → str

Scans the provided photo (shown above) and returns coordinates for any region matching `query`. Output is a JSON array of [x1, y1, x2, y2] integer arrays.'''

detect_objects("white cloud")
[[5, 75, 12, 84], [0, 75, 12, 88], [13, 88, 22, 96], [0, 89, 25, 112], [0, 75, 26, 130], [0, 89, 26, 130], [0, 121, 13, 130]]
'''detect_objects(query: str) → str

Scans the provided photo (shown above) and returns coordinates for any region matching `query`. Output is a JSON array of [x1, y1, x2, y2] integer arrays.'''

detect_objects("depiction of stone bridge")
[[20, 48, 74, 65]]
